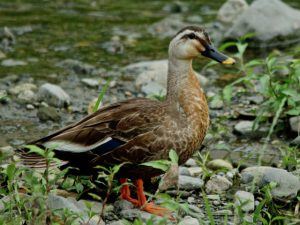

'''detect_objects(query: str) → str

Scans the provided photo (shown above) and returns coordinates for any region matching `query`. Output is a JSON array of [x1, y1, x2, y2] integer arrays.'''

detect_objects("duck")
[[18, 25, 235, 216]]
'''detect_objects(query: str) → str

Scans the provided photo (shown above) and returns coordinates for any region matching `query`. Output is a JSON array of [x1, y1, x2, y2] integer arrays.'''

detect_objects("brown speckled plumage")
[[19, 26, 235, 181]]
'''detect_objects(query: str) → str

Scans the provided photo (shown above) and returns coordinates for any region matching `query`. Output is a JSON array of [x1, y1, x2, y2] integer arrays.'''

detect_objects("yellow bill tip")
[[222, 57, 236, 65]]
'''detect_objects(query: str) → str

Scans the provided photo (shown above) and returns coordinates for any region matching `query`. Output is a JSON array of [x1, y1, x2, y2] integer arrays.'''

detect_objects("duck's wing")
[[19, 98, 171, 168]]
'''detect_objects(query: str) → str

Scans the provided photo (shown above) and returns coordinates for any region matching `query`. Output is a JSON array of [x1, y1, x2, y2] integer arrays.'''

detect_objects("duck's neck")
[[166, 57, 192, 102]]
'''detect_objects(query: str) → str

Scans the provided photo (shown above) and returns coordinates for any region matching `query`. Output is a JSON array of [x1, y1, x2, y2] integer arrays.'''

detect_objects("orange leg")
[[135, 179, 173, 217], [119, 178, 138, 206]]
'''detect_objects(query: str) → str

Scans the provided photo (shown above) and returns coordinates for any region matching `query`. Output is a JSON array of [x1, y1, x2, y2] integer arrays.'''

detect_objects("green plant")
[[217, 38, 300, 139]]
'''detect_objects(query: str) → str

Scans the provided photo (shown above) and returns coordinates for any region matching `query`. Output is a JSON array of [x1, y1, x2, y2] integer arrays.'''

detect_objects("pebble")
[[207, 194, 221, 201], [184, 158, 198, 167], [179, 166, 191, 176], [37, 106, 61, 122], [240, 166, 300, 201], [9, 83, 37, 95], [81, 78, 99, 88], [114, 199, 134, 212], [217, 0, 248, 24], [56, 59, 95, 75], [214, 209, 233, 216], [233, 120, 254, 135], [1, 59, 27, 66], [48, 194, 104, 225], [234, 190, 255, 212], [37, 83, 70, 107], [26, 104, 35, 110], [289, 116, 300, 133], [291, 136, 300, 147], [205, 175, 232, 193], [187, 167, 203, 177], [178, 216, 199, 225], [17, 89, 36, 103], [207, 159, 233, 171], [0, 146, 14, 160], [178, 175, 204, 190]]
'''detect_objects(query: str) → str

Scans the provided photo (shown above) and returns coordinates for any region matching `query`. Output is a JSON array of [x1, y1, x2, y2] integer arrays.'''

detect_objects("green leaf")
[[140, 160, 171, 172], [88, 193, 102, 201], [6, 163, 16, 181], [222, 85, 232, 103], [93, 78, 111, 112], [236, 42, 248, 57], [218, 41, 237, 51], [245, 59, 263, 68], [24, 145, 45, 157], [286, 107, 300, 116], [168, 149, 178, 164], [259, 75, 270, 95], [282, 89, 300, 101]]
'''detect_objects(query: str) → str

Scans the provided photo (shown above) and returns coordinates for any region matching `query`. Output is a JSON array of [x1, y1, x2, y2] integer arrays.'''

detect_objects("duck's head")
[[169, 26, 235, 65]]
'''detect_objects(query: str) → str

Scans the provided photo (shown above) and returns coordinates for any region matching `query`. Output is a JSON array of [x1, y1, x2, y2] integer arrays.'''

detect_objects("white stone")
[[37, 83, 70, 107], [178, 175, 204, 190], [1, 59, 27, 66], [289, 116, 300, 133], [234, 190, 255, 212], [178, 216, 199, 225], [205, 175, 232, 193], [217, 0, 248, 24], [81, 78, 99, 88], [9, 83, 37, 95]]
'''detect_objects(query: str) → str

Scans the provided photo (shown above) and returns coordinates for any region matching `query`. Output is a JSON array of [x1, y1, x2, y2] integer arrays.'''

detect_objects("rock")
[[81, 78, 99, 88], [125, 59, 208, 96], [0, 27, 16, 52], [56, 59, 95, 75], [217, 0, 248, 24], [225, 0, 300, 48], [240, 166, 300, 200], [114, 200, 134, 212], [178, 216, 199, 225], [37, 106, 61, 122], [147, 15, 188, 39], [289, 116, 300, 133], [291, 136, 300, 147], [159, 164, 178, 191], [214, 209, 233, 216], [26, 104, 35, 110], [209, 97, 224, 109], [207, 159, 233, 171], [119, 209, 166, 223], [207, 194, 220, 201], [234, 191, 255, 212], [48, 194, 103, 225], [9, 83, 37, 95], [0, 50, 6, 59], [186, 15, 203, 23], [178, 175, 204, 190], [187, 167, 203, 177], [233, 120, 267, 136], [1, 59, 27, 66], [37, 83, 70, 107], [179, 166, 190, 176], [205, 175, 232, 193], [0, 146, 14, 160], [163, 2, 188, 13], [101, 37, 124, 54], [141, 82, 165, 96], [108, 221, 125, 225], [184, 158, 198, 167], [17, 90, 36, 103]]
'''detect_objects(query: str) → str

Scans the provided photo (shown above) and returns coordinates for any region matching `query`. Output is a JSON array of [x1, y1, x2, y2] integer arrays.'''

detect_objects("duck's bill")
[[201, 44, 235, 65]]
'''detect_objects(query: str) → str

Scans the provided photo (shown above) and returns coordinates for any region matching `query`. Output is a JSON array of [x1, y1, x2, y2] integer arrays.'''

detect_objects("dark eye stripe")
[[181, 33, 209, 47]]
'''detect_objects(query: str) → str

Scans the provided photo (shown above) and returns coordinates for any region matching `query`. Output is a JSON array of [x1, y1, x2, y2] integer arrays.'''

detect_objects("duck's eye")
[[187, 33, 196, 39]]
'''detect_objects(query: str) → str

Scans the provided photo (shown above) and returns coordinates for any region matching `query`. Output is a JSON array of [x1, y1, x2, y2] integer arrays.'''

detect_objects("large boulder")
[[224, 0, 300, 48]]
